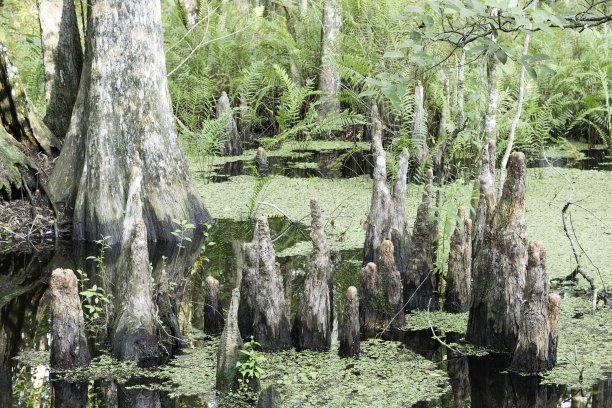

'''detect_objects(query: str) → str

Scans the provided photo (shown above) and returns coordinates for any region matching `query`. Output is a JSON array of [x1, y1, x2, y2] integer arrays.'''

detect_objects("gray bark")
[[444, 206, 472, 313], [484, 52, 499, 143], [318, 0, 342, 119], [378, 240, 403, 328], [412, 81, 429, 178], [255, 147, 268, 177], [177, 0, 200, 29], [48, 0, 211, 244], [363, 118, 410, 276], [339, 286, 359, 358], [292, 198, 332, 350], [257, 385, 281, 408], [111, 155, 159, 361], [498, 20, 533, 199], [238, 224, 259, 339], [216, 288, 243, 393], [456, 50, 465, 129], [253, 216, 291, 350], [37, 0, 83, 138], [547, 293, 561, 370], [204, 276, 224, 335], [404, 169, 438, 311], [467, 152, 528, 352], [510, 241, 558, 372], [471, 139, 496, 262], [217, 91, 242, 156], [50, 268, 90, 370], [359, 262, 380, 332], [0, 43, 60, 197]]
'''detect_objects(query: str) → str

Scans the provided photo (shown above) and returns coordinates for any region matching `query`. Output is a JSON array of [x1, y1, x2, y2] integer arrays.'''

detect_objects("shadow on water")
[[2, 220, 612, 406], [209, 148, 374, 182]]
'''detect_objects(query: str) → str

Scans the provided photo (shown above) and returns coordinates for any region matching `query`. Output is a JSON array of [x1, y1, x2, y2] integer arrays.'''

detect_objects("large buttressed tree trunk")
[[318, 0, 342, 119], [48, 0, 211, 244], [37, 0, 83, 138], [467, 152, 528, 352]]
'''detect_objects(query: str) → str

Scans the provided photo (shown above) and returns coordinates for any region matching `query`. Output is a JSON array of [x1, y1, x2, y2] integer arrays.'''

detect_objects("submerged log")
[[339, 286, 359, 358], [50, 268, 90, 370], [404, 169, 438, 311], [204, 276, 224, 335], [510, 241, 558, 372], [444, 207, 472, 313], [363, 118, 411, 276], [471, 139, 496, 261], [467, 152, 528, 352], [112, 155, 159, 361], [253, 216, 291, 351], [239, 225, 260, 339], [216, 288, 243, 393], [292, 198, 332, 350], [217, 91, 242, 156], [255, 147, 268, 177]]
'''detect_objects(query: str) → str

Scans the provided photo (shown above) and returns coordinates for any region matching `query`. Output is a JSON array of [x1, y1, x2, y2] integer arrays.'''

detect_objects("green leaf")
[[404, 5, 424, 13], [494, 48, 507, 64], [383, 50, 404, 58]]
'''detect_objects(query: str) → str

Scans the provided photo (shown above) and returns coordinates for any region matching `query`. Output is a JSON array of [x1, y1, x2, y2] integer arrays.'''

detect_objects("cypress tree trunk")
[[216, 288, 243, 393], [37, 0, 83, 138], [239, 225, 259, 339], [204, 276, 224, 335], [48, 0, 211, 244], [412, 81, 428, 178], [484, 52, 498, 143], [318, 0, 342, 119], [177, 0, 201, 29], [467, 152, 528, 352], [471, 139, 496, 261], [292, 198, 332, 351], [456, 50, 465, 129]]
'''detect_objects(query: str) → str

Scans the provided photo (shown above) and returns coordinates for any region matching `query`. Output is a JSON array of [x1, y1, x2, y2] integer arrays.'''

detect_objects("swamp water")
[[2, 143, 612, 407]]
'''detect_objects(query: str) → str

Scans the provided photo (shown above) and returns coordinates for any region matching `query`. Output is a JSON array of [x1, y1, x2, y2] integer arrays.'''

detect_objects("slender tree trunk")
[[37, 0, 83, 139], [498, 22, 533, 199], [471, 139, 496, 261], [177, 0, 200, 29], [413, 80, 428, 178], [456, 50, 465, 129], [318, 0, 342, 119], [48, 0, 212, 244]]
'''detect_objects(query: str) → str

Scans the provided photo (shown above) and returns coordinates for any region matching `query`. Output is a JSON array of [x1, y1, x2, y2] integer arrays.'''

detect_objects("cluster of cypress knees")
[[210, 121, 560, 396]]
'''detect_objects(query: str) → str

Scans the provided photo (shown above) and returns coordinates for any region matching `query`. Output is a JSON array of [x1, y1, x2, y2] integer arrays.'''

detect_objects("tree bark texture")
[[510, 241, 559, 372], [217, 91, 242, 156], [111, 156, 159, 361], [444, 206, 472, 313], [253, 216, 291, 350], [238, 224, 259, 339], [404, 169, 438, 311], [292, 198, 332, 350], [48, 0, 211, 244], [363, 118, 411, 277], [37, 0, 83, 138], [466, 152, 528, 352], [49, 268, 90, 370], [0, 43, 60, 197], [378, 240, 403, 327], [177, 0, 200, 29], [317, 0, 342, 119], [338, 286, 359, 358], [412, 81, 429, 179], [484, 52, 499, 143], [204, 276, 224, 335], [471, 139, 496, 262], [216, 287, 243, 393], [257, 385, 281, 408]]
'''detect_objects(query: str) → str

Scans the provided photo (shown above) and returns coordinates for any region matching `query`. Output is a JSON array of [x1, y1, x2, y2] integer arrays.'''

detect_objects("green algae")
[[403, 310, 469, 335]]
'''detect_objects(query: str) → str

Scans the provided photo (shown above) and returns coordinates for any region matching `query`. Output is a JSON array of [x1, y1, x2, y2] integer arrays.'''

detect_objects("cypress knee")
[[359, 262, 379, 332], [239, 225, 260, 339], [255, 147, 268, 177], [378, 240, 403, 328], [204, 276, 224, 335], [444, 207, 472, 313], [292, 198, 332, 350], [363, 118, 410, 277], [510, 241, 554, 372], [339, 286, 360, 358], [50, 268, 90, 370], [547, 293, 561, 368], [404, 169, 438, 311], [467, 152, 528, 352], [217, 91, 242, 156], [216, 288, 243, 393], [253, 216, 291, 351]]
